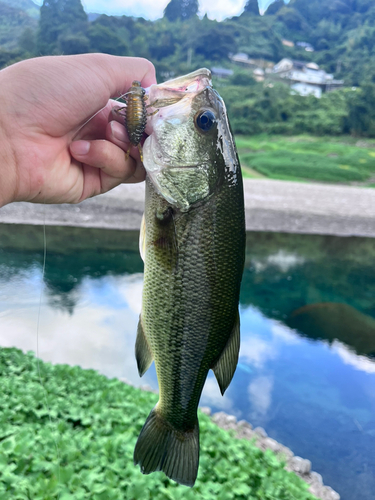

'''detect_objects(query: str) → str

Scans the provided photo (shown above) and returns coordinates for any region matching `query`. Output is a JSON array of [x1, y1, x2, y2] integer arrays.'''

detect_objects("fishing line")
[[35, 205, 61, 497], [31, 86, 144, 494], [75, 90, 134, 137]]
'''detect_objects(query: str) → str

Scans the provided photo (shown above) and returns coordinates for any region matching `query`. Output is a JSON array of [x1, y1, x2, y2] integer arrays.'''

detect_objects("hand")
[[0, 54, 156, 207]]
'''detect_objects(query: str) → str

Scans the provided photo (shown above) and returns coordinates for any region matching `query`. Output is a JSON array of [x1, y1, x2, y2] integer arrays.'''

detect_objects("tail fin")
[[134, 406, 199, 487]]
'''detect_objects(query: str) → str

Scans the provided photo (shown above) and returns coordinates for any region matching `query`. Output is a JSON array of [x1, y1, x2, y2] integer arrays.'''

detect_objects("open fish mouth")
[[146, 68, 212, 98], [144, 69, 213, 119]]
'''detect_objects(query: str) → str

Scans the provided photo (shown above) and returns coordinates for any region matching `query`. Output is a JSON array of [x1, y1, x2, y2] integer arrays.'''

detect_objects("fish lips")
[[146, 68, 212, 100]]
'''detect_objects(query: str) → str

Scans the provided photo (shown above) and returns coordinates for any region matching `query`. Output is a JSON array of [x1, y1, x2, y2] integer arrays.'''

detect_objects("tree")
[[87, 24, 128, 56], [37, 0, 88, 54], [266, 0, 284, 15], [276, 6, 307, 31], [18, 27, 36, 54], [346, 84, 375, 136], [58, 33, 90, 54], [191, 17, 237, 60], [164, 0, 198, 21], [243, 0, 260, 15]]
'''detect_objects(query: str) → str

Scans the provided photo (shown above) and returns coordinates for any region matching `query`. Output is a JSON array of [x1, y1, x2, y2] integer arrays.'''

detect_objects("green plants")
[[236, 134, 375, 184], [0, 347, 317, 499]]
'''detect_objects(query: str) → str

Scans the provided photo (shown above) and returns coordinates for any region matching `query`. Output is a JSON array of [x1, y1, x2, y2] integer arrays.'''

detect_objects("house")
[[271, 58, 344, 98], [296, 41, 314, 52], [282, 39, 295, 48], [211, 67, 234, 79], [230, 53, 274, 70], [229, 53, 273, 82]]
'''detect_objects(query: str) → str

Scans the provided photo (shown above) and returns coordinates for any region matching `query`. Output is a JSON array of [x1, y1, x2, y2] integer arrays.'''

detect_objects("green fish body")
[[134, 69, 245, 487]]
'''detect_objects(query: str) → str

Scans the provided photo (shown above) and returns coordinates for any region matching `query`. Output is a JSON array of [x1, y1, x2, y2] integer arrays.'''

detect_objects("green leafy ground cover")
[[0, 348, 317, 500], [237, 135, 375, 185]]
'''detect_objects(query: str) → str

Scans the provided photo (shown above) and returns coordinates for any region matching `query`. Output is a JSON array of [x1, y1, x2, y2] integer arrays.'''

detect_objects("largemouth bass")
[[134, 69, 245, 487]]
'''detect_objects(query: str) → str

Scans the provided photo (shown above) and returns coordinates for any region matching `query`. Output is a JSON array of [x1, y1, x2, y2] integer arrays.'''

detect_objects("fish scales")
[[134, 69, 245, 487], [143, 178, 244, 424]]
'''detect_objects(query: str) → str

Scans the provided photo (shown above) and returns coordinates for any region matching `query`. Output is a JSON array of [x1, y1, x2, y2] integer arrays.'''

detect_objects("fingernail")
[[71, 140, 90, 155], [111, 121, 127, 143]]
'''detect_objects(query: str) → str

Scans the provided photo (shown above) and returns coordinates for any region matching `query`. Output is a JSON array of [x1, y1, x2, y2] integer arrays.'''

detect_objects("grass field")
[[236, 135, 375, 186]]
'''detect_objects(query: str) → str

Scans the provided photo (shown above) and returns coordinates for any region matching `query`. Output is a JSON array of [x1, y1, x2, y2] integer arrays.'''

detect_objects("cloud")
[[201, 374, 234, 412], [332, 341, 375, 374], [116, 273, 144, 314], [271, 321, 301, 344], [240, 335, 277, 369], [248, 375, 273, 417], [34, 0, 250, 21], [199, 0, 247, 21], [252, 250, 305, 274], [0, 273, 150, 387]]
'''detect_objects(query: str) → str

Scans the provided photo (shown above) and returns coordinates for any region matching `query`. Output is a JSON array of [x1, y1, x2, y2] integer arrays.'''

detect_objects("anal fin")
[[135, 315, 153, 377], [212, 311, 240, 395]]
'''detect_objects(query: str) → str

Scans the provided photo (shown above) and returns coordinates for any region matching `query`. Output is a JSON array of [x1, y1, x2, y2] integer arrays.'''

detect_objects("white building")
[[272, 58, 344, 97]]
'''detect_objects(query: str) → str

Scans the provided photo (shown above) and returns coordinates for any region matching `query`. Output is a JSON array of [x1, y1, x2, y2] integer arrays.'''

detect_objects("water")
[[0, 223, 374, 500]]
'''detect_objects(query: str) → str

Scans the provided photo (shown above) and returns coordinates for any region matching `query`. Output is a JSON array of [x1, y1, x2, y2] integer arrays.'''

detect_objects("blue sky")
[[34, 0, 288, 21]]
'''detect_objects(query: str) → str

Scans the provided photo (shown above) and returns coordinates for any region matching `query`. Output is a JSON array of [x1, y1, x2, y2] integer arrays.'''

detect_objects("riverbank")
[[203, 409, 340, 500], [0, 347, 323, 500], [134, 378, 341, 500], [0, 179, 375, 237]]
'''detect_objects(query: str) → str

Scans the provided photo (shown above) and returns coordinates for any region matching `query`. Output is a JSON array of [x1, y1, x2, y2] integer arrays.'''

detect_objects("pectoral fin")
[[139, 213, 146, 262], [154, 207, 179, 272], [212, 311, 240, 395], [135, 316, 153, 377]]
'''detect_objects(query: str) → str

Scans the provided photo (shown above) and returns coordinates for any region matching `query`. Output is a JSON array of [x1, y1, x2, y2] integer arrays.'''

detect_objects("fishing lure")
[[116, 80, 158, 162], [115, 80, 187, 161], [124, 81, 147, 156]]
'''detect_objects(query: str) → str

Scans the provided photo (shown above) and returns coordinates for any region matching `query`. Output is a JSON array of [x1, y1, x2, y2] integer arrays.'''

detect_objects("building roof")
[[211, 67, 234, 77], [272, 58, 344, 90]]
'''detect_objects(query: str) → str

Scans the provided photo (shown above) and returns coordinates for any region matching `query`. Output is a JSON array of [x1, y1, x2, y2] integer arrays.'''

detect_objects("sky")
[[33, 0, 289, 21]]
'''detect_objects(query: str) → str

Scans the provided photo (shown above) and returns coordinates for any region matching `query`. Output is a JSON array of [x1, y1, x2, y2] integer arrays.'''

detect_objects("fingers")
[[6, 54, 156, 138], [100, 55, 157, 97], [70, 138, 146, 199], [107, 119, 128, 148], [109, 104, 154, 141], [106, 120, 145, 164]]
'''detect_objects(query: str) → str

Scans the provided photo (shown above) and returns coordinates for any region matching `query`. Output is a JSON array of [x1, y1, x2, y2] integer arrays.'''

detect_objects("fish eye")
[[195, 110, 216, 132]]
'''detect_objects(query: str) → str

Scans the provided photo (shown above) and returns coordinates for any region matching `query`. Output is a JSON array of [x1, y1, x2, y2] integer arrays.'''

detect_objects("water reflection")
[[1, 223, 375, 500], [288, 303, 375, 357]]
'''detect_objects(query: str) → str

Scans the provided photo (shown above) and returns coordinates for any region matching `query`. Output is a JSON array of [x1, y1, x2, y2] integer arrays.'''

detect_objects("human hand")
[[0, 54, 156, 207]]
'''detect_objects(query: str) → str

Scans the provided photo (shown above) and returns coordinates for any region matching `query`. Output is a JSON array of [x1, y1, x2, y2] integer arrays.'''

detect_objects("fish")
[[133, 68, 246, 487]]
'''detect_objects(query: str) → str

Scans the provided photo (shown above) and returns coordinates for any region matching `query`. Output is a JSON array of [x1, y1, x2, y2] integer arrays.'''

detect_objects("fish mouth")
[[156, 68, 212, 93], [146, 69, 212, 106]]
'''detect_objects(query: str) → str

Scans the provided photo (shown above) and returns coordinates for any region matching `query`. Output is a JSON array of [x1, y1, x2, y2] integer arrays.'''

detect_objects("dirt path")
[[0, 179, 374, 237]]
